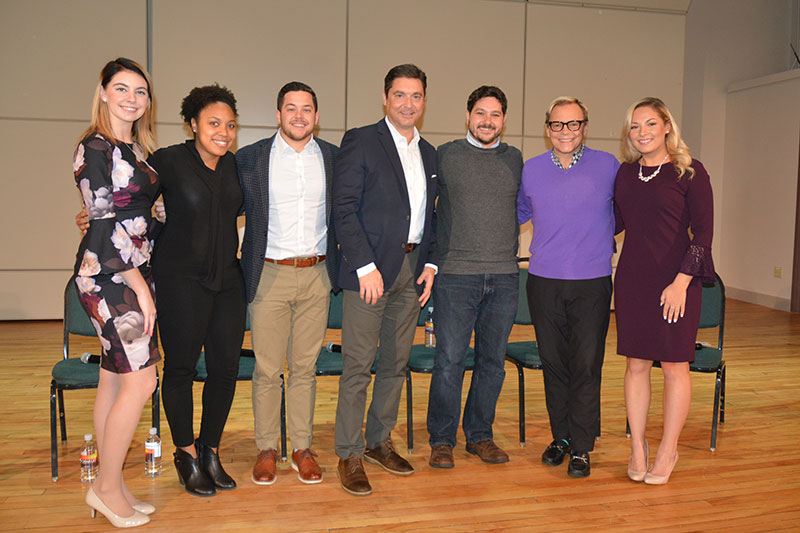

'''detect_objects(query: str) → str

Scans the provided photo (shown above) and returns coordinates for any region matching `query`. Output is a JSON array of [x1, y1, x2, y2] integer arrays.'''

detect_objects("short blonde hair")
[[621, 97, 695, 181], [79, 58, 157, 156], [544, 96, 588, 123]]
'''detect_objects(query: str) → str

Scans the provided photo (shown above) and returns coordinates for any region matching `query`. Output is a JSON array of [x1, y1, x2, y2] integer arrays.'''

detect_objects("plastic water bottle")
[[144, 428, 162, 477], [80, 434, 98, 483], [424, 307, 436, 348]]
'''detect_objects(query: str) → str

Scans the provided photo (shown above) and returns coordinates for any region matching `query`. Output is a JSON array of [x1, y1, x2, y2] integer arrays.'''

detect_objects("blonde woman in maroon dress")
[[613, 97, 715, 485]]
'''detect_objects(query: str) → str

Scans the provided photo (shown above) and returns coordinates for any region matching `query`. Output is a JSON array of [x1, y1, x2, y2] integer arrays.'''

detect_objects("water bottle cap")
[[428, 306, 433, 312], [149, 427, 158, 435], [84, 433, 92, 441]]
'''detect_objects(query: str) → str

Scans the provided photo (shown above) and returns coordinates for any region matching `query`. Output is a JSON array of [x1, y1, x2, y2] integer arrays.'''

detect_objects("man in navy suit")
[[332, 64, 437, 496], [236, 82, 338, 488]]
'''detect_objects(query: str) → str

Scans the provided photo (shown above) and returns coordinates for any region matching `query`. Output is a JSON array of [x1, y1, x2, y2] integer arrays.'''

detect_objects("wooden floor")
[[1, 298, 799, 532]]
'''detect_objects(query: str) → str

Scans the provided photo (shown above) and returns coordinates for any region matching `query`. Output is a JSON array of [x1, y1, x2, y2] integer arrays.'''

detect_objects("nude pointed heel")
[[86, 486, 150, 528], [627, 440, 649, 482], [644, 451, 679, 485]]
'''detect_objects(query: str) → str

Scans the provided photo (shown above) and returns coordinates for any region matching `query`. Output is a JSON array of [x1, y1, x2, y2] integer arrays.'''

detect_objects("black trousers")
[[155, 269, 246, 448], [526, 274, 612, 453]]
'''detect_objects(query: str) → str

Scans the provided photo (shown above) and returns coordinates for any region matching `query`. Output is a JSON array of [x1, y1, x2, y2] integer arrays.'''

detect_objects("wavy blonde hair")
[[621, 97, 695, 180], [79, 58, 157, 156]]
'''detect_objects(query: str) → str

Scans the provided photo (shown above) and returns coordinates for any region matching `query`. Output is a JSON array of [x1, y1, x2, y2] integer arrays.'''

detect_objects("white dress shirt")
[[265, 131, 327, 259]]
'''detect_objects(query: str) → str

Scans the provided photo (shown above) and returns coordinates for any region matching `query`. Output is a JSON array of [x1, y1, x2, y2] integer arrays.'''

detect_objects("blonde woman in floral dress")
[[72, 58, 160, 528]]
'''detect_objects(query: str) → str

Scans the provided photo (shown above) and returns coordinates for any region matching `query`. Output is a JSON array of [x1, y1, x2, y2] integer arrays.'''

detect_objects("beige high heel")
[[627, 440, 649, 482], [86, 486, 150, 528], [644, 451, 679, 485], [132, 501, 155, 515]]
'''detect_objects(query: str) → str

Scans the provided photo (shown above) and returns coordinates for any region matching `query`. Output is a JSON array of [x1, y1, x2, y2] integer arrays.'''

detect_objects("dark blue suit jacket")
[[333, 119, 437, 294], [235, 134, 339, 303]]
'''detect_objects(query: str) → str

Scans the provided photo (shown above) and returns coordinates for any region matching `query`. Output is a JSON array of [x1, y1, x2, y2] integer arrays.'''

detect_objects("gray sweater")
[[435, 138, 523, 275]]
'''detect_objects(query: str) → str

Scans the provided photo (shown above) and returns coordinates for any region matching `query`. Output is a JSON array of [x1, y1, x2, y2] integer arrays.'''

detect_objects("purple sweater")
[[517, 147, 619, 280]]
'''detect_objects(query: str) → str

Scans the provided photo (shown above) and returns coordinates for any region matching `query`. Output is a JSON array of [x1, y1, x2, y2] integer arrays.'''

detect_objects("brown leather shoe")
[[364, 440, 415, 475], [429, 444, 454, 469], [291, 448, 323, 484], [465, 439, 509, 464], [337, 457, 372, 496], [251, 449, 279, 485]]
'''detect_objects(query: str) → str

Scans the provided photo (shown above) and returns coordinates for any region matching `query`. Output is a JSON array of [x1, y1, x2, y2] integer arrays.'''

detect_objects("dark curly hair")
[[180, 83, 238, 124]]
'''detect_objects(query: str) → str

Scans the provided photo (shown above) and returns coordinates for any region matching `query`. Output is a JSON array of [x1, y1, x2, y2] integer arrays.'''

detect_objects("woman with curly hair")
[[149, 84, 245, 497], [73, 57, 159, 528], [614, 97, 715, 485]]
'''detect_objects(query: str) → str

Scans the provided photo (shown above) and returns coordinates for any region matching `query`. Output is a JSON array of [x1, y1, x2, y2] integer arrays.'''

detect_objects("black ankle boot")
[[174, 445, 216, 497], [198, 441, 237, 490]]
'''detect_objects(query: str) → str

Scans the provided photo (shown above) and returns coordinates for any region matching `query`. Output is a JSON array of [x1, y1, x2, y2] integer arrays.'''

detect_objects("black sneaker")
[[541, 439, 571, 466], [567, 451, 591, 478]]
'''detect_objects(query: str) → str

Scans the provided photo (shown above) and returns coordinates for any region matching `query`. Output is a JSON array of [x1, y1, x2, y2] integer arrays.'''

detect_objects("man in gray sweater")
[[427, 86, 523, 468]]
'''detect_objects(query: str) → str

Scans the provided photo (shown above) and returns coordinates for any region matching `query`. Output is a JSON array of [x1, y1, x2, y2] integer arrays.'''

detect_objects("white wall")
[[682, 0, 796, 309], [721, 71, 800, 310]]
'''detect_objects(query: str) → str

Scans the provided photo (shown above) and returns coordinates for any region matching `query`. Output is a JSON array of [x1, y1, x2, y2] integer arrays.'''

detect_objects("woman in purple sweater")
[[614, 97, 714, 485]]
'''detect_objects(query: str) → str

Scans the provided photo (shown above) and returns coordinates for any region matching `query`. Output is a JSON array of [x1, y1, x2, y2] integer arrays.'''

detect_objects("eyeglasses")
[[547, 120, 586, 132]]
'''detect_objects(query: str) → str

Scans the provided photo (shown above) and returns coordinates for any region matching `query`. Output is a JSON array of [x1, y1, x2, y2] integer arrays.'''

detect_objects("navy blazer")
[[235, 134, 339, 303], [333, 119, 437, 294]]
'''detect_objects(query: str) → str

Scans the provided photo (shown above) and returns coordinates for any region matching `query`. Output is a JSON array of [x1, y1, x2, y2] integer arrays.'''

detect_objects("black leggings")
[[155, 270, 246, 448]]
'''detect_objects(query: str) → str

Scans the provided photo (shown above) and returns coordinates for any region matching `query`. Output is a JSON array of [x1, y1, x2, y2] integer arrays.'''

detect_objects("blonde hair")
[[621, 97, 695, 180], [544, 96, 588, 123], [79, 58, 157, 156]]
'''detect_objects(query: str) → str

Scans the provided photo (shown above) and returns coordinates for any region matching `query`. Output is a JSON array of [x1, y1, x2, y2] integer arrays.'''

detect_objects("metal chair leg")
[[280, 375, 287, 462], [711, 364, 723, 452], [57, 388, 67, 442], [406, 370, 414, 454], [50, 381, 58, 482], [720, 363, 726, 424], [515, 362, 525, 447], [152, 371, 160, 435]]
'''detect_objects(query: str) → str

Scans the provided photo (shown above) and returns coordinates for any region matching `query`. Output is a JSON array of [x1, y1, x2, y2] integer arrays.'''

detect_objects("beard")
[[469, 124, 500, 147]]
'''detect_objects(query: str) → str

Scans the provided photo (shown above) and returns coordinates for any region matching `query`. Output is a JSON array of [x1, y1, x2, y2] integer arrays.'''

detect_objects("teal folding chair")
[[625, 273, 727, 451], [51, 277, 161, 481], [504, 266, 542, 447], [405, 295, 476, 453], [194, 307, 287, 460]]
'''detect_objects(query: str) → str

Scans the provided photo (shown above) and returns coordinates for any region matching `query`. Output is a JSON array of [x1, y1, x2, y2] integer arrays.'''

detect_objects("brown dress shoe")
[[251, 449, 279, 485], [291, 448, 323, 484], [364, 440, 415, 475], [429, 444, 454, 469], [337, 456, 372, 496], [465, 439, 509, 464]]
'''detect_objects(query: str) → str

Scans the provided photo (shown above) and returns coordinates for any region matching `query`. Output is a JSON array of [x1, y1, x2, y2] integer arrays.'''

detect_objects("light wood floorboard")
[[0, 298, 798, 531]]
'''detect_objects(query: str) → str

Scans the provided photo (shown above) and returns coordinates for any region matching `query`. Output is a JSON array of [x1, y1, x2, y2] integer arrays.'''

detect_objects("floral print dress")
[[73, 134, 162, 373]]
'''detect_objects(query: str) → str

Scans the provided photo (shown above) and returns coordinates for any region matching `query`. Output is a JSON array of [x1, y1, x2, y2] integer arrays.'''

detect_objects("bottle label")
[[145, 441, 161, 460], [80, 451, 97, 462]]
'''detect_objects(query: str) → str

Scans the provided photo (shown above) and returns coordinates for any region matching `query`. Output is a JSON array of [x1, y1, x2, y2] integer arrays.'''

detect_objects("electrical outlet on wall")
[[774, 266, 783, 279]]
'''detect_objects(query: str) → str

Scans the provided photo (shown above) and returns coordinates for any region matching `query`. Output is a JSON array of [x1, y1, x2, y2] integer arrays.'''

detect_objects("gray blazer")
[[235, 134, 339, 303]]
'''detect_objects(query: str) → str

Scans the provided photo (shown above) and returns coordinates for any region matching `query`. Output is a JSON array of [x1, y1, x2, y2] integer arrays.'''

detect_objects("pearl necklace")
[[638, 154, 669, 182]]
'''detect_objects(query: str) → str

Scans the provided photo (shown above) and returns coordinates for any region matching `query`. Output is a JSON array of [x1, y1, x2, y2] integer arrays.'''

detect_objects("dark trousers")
[[527, 274, 611, 453], [155, 269, 246, 448], [427, 272, 518, 447], [335, 249, 420, 458]]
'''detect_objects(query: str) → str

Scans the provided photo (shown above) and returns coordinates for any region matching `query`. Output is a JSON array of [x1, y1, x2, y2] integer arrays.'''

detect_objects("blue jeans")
[[427, 272, 518, 447]]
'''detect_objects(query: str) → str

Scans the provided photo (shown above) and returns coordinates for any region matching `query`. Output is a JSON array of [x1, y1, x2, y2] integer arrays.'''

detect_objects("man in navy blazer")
[[332, 64, 437, 496], [236, 82, 338, 487]]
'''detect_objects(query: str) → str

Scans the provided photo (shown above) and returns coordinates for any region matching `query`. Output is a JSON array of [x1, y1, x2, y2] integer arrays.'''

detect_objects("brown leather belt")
[[403, 243, 418, 254], [264, 255, 326, 268]]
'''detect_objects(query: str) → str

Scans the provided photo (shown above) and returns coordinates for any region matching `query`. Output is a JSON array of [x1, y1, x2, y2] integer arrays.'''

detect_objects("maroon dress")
[[614, 159, 715, 362]]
